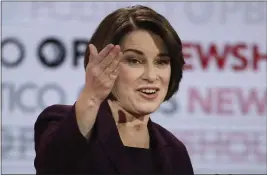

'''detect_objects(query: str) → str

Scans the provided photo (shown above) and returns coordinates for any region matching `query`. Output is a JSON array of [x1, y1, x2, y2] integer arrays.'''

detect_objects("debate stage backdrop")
[[2, 1, 267, 174]]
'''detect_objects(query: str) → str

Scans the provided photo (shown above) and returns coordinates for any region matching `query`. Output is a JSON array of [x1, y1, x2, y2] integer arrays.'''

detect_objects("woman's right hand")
[[83, 44, 122, 104], [75, 44, 122, 138]]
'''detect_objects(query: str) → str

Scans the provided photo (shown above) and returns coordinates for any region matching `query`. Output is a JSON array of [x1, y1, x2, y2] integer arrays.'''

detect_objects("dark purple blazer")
[[34, 99, 194, 174]]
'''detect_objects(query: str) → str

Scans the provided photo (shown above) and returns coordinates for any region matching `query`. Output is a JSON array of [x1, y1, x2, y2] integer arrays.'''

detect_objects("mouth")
[[136, 87, 160, 99]]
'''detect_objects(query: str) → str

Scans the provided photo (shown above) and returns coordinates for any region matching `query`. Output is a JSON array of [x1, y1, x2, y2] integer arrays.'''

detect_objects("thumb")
[[86, 44, 98, 70], [89, 44, 98, 57]]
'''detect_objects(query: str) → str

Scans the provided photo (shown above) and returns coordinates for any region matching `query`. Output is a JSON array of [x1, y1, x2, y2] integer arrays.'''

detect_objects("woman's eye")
[[157, 59, 170, 65], [127, 58, 141, 64]]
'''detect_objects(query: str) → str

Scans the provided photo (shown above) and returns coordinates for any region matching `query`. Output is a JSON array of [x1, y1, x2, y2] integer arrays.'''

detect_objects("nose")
[[141, 64, 158, 82]]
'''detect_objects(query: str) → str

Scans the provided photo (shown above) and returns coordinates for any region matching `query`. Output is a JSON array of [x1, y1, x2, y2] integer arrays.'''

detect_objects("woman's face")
[[111, 29, 171, 116]]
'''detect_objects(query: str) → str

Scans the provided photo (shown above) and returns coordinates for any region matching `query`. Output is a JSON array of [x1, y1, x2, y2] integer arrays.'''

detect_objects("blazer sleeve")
[[178, 142, 194, 175], [168, 131, 194, 175], [34, 103, 90, 173]]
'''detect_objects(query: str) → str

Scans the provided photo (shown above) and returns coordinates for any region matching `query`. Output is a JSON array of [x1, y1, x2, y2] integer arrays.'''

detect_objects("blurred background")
[[1, 1, 267, 174]]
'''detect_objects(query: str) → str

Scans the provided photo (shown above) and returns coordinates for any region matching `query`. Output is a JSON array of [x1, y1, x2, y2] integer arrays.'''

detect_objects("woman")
[[34, 5, 194, 174]]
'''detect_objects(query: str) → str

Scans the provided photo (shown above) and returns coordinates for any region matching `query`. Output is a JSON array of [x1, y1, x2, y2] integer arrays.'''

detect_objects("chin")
[[133, 101, 161, 115]]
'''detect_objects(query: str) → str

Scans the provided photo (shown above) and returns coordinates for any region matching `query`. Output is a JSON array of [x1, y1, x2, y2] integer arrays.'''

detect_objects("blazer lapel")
[[94, 100, 135, 173], [148, 120, 174, 173]]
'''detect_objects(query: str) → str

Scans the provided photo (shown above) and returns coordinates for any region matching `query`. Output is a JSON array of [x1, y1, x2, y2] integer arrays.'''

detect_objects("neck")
[[107, 99, 151, 148], [107, 99, 150, 128]]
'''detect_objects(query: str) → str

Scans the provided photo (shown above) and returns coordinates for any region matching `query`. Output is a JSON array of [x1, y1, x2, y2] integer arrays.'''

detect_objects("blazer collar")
[[94, 99, 173, 173]]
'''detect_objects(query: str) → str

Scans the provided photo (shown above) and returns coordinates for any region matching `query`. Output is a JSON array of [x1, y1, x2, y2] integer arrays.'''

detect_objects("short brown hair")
[[84, 5, 185, 101]]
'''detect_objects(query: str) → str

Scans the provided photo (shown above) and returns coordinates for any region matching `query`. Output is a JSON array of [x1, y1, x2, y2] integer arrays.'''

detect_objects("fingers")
[[99, 45, 120, 70], [87, 44, 99, 66], [99, 44, 114, 58], [109, 52, 122, 74], [108, 54, 122, 79], [101, 51, 122, 79], [88, 44, 115, 64], [89, 44, 98, 57], [87, 44, 121, 78]]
